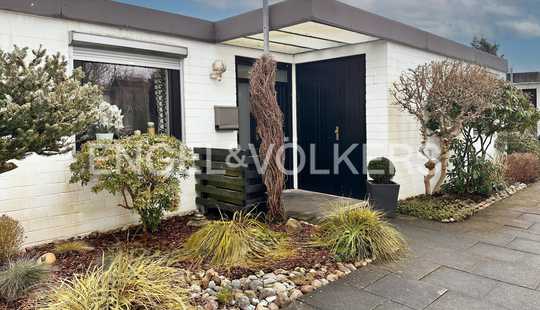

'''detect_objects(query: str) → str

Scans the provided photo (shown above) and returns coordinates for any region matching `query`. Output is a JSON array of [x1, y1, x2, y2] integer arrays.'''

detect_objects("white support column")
[[263, 0, 270, 54], [292, 63, 299, 189]]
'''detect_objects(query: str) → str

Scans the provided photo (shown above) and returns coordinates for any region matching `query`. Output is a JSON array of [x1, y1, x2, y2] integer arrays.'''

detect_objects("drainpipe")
[[263, 0, 270, 54]]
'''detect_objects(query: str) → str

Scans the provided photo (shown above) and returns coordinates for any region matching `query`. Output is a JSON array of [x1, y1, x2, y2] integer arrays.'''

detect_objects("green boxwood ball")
[[368, 157, 396, 184]]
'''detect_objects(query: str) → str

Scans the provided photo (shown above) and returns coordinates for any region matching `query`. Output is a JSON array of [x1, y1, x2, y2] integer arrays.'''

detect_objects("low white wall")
[[0, 10, 293, 246]]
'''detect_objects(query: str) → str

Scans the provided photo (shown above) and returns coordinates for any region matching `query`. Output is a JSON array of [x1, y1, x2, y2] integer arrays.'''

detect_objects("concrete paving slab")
[[374, 257, 441, 280], [528, 223, 540, 233], [426, 291, 508, 310], [519, 213, 540, 223], [486, 283, 540, 310], [374, 301, 414, 310], [341, 266, 390, 289], [465, 242, 527, 263], [365, 274, 447, 309], [420, 266, 499, 298], [507, 237, 540, 255], [300, 280, 386, 310], [471, 259, 540, 289]]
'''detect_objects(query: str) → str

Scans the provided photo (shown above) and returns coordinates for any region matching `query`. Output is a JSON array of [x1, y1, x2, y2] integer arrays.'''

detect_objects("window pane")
[[75, 61, 172, 135]]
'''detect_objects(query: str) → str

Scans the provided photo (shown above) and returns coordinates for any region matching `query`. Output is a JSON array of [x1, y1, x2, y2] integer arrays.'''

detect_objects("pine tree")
[[0, 46, 102, 174], [471, 36, 500, 56]]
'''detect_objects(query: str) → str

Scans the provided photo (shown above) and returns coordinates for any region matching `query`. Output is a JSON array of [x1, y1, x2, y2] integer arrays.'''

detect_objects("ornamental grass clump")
[[0, 258, 50, 302], [53, 241, 94, 255], [180, 212, 289, 268], [315, 203, 407, 263], [43, 252, 188, 310], [0, 215, 24, 262]]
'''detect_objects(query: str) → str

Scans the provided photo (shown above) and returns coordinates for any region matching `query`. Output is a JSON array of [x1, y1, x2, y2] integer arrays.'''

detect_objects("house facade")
[[0, 0, 507, 246]]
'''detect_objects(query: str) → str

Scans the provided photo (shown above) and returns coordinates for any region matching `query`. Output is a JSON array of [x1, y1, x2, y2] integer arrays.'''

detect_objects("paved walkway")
[[287, 183, 540, 310]]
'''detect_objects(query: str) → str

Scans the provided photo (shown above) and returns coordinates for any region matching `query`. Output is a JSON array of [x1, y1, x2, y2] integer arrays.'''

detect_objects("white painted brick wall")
[[0, 10, 293, 246]]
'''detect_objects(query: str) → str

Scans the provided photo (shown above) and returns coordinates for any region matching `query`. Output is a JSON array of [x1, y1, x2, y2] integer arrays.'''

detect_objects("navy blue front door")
[[296, 55, 367, 198]]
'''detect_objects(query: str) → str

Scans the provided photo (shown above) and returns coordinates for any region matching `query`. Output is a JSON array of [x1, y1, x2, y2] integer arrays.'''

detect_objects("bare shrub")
[[505, 153, 540, 184]]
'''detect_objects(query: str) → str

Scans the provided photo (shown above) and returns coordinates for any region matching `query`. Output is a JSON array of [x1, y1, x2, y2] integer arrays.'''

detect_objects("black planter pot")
[[367, 180, 400, 217]]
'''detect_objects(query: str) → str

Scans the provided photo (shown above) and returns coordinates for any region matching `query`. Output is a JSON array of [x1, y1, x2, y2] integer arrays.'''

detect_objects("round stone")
[[300, 285, 314, 294]]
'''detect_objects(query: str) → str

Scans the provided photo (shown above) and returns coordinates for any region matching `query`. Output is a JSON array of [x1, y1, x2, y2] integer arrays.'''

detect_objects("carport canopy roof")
[[215, 0, 507, 72]]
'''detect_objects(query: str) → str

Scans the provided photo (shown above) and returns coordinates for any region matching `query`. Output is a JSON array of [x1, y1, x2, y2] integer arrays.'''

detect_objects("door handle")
[[335, 126, 340, 141]]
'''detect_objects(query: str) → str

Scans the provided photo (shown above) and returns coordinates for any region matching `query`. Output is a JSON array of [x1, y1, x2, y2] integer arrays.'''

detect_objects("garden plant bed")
[[2, 215, 376, 310], [398, 183, 527, 222]]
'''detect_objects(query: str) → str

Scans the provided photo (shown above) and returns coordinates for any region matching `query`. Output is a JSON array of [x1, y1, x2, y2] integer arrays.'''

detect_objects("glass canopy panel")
[[223, 37, 312, 54], [248, 30, 344, 50], [279, 21, 376, 44]]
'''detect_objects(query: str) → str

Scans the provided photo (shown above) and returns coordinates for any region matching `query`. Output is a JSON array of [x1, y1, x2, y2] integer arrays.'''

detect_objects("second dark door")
[[296, 55, 367, 198]]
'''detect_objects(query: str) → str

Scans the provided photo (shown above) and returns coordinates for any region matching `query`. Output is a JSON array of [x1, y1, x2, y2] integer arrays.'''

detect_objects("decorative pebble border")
[[185, 260, 373, 310], [440, 183, 527, 223]]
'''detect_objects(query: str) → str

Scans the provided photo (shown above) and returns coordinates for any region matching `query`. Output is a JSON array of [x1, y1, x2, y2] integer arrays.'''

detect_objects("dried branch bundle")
[[249, 55, 286, 222]]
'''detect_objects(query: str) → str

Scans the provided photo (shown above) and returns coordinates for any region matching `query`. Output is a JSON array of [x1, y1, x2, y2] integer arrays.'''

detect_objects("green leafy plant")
[[0, 215, 24, 262], [505, 153, 540, 184], [367, 157, 396, 184], [180, 212, 289, 268], [53, 241, 94, 255], [0, 46, 101, 174], [43, 252, 187, 310], [398, 195, 476, 222], [445, 84, 538, 196], [0, 258, 50, 302], [315, 202, 407, 263], [70, 134, 194, 233], [445, 141, 506, 196]]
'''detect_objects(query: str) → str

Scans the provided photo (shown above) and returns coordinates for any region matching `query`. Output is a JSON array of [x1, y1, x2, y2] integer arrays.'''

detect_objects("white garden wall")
[[0, 10, 293, 246]]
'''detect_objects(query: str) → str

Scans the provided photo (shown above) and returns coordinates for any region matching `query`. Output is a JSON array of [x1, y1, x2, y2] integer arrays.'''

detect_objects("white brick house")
[[0, 0, 507, 246]]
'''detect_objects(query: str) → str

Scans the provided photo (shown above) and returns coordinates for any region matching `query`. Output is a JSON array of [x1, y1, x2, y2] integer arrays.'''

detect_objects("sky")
[[115, 0, 540, 72]]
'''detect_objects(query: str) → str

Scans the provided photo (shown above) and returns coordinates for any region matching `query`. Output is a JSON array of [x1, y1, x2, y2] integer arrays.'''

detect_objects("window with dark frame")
[[74, 60, 182, 141]]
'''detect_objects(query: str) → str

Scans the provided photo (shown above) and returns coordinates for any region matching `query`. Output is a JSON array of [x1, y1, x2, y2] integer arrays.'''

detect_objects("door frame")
[[235, 56, 294, 189]]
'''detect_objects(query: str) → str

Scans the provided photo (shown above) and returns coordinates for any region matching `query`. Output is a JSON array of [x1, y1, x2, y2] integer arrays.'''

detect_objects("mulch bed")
[[3, 215, 332, 309], [397, 184, 525, 222]]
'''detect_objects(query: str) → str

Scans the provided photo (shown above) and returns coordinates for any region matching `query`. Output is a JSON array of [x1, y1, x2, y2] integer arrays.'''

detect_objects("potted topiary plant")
[[95, 101, 124, 141], [367, 157, 400, 217]]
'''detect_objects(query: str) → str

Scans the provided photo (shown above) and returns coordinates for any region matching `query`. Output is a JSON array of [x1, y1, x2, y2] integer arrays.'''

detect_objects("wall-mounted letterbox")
[[214, 106, 239, 131]]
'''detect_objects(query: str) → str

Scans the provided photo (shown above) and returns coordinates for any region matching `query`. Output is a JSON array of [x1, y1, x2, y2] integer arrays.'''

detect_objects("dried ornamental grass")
[[42, 252, 188, 310], [0, 215, 24, 262], [52, 241, 94, 255], [505, 153, 540, 184], [0, 258, 50, 302], [180, 212, 290, 268], [315, 203, 407, 263]]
